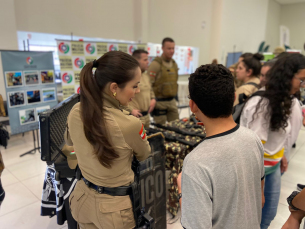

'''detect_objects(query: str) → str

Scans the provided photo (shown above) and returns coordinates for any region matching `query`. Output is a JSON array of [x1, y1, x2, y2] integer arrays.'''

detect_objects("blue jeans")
[[260, 165, 281, 229]]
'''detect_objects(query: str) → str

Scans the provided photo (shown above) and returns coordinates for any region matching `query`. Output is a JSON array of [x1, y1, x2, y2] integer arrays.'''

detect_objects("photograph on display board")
[[36, 105, 50, 119], [19, 108, 36, 125], [24, 71, 39, 86], [40, 70, 54, 84], [42, 88, 56, 102], [26, 90, 41, 104], [5, 71, 23, 87], [7, 91, 26, 108]]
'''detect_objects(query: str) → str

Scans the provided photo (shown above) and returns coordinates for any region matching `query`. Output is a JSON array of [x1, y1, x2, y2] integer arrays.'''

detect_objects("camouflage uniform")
[[152, 117, 206, 217]]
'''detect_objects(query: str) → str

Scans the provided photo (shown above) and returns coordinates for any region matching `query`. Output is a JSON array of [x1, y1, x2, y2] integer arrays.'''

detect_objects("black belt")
[[156, 97, 174, 102], [82, 178, 132, 196], [141, 111, 148, 116]]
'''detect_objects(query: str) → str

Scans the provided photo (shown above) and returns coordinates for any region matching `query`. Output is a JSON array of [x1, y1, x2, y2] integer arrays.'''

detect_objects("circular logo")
[[62, 73, 73, 84], [58, 42, 70, 54], [26, 57, 33, 65], [77, 87, 81, 94], [129, 46, 135, 54], [109, 45, 117, 51], [86, 44, 95, 54], [74, 58, 84, 69]]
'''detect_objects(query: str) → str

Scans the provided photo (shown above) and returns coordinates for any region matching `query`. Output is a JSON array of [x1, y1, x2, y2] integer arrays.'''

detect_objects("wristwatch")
[[177, 193, 182, 201], [287, 191, 300, 211]]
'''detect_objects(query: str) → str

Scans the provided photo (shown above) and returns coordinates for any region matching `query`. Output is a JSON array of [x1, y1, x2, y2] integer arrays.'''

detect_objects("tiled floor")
[[0, 108, 305, 229]]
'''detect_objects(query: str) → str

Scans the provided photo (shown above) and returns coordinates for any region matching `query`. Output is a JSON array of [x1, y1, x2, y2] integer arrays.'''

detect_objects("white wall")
[[265, 0, 281, 52], [209, 0, 224, 64], [147, 0, 214, 66], [214, 0, 269, 65], [0, 0, 19, 100], [280, 2, 305, 52], [14, 0, 136, 41]]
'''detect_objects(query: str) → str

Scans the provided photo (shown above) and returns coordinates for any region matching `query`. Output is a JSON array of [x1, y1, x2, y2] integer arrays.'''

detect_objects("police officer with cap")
[[65, 51, 151, 229], [148, 37, 179, 124], [127, 50, 156, 129]]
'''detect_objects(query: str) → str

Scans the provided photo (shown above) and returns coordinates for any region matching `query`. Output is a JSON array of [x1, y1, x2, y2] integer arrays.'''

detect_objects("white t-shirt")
[[240, 95, 302, 159]]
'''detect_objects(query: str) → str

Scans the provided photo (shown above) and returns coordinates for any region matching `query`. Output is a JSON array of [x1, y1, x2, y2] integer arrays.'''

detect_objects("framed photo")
[[19, 108, 36, 125], [5, 71, 23, 88], [24, 71, 39, 86], [7, 91, 26, 108], [26, 90, 41, 104], [36, 105, 50, 119], [40, 70, 54, 84], [42, 88, 56, 102]]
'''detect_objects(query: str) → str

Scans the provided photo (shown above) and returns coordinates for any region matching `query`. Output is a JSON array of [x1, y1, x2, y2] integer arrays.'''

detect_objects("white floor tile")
[[21, 173, 46, 200], [0, 202, 66, 229], [5, 156, 46, 181], [0, 132, 41, 167], [1, 169, 19, 187], [0, 182, 38, 216]]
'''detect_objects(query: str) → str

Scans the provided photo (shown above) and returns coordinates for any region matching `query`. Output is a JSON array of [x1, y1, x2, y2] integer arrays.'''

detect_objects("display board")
[[56, 40, 147, 100], [147, 43, 198, 75], [0, 51, 58, 135], [262, 52, 275, 62], [226, 52, 242, 68], [57, 41, 199, 98]]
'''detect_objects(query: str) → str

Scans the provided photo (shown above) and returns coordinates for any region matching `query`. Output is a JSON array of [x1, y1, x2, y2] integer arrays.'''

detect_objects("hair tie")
[[92, 60, 98, 68]]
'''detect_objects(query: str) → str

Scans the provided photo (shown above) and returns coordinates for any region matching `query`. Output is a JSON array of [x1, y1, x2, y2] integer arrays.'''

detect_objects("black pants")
[[0, 178, 5, 206]]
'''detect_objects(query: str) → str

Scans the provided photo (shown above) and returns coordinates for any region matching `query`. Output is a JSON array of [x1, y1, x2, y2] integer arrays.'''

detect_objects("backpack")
[[233, 89, 264, 124]]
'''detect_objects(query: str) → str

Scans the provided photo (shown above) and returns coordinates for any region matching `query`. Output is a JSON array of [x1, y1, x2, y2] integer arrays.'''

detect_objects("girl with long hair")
[[241, 53, 305, 229]]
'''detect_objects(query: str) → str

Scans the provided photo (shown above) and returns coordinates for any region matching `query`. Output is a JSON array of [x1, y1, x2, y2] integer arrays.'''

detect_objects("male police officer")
[[148, 38, 179, 124], [129, 50, 156, 129]]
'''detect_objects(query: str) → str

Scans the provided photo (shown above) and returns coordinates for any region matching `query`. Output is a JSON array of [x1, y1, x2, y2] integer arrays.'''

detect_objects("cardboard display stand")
[[0, 51, 58, 155]]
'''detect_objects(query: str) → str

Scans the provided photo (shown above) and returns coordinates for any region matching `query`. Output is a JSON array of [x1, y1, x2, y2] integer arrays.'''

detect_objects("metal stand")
[[20, 129, 40, 157]]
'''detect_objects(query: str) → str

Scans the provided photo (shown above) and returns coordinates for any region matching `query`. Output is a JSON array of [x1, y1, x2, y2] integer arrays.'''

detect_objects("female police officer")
[[65, 51, 151, 229]]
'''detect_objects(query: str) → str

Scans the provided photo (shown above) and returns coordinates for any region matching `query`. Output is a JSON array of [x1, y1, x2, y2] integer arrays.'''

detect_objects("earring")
[[113, 92, 117, 97]]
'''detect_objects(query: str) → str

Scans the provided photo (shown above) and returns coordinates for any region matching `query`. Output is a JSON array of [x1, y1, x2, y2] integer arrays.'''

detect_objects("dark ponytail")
[[80, 51, 139, 168], [242, 53, 264, 76]]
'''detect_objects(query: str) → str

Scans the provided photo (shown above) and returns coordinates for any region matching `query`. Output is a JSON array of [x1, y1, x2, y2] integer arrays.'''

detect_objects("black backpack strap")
[[245, 82, 260, 89], [233, 90, 265, 124], [238, 93, 248, 105]]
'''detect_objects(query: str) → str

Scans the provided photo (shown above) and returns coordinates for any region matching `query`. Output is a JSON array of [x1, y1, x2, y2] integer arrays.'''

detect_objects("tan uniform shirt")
[[148, 55, 175, 98], [65, 93, 151, 187], [129, 72, 155, 112], [234, 77, 260, 106]]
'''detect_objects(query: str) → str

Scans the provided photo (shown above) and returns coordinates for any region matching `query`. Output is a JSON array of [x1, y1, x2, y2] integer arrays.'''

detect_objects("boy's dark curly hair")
[[253, 53, 305, 131], [189, 64, 235, 118]]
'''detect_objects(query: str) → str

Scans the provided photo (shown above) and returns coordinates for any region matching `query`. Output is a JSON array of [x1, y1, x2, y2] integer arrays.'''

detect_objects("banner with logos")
[[56, 40, 147, 99], [0, 51, 58, 135]]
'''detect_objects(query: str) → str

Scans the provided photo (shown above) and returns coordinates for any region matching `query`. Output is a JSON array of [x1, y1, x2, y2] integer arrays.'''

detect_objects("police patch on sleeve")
[[149, 71, 156, 77], [139, 124, 146, 140]]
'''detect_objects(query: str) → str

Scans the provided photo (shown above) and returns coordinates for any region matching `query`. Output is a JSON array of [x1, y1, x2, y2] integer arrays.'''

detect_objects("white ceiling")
[[275, 0, 305, 5]]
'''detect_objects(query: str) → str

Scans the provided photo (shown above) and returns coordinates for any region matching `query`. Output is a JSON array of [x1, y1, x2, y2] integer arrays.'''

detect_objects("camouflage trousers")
[[165, 142, 191, 217]]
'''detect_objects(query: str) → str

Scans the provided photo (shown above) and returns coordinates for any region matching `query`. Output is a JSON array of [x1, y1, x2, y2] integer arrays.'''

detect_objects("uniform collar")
[[103, 92, 125, 110], [161, 54, 172, 63]]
